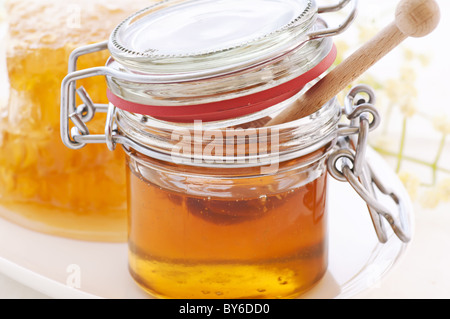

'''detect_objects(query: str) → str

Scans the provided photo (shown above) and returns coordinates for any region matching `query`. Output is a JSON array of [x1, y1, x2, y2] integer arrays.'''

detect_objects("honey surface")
[[127, 157, 329, 299], [0, 0, 157, 241]]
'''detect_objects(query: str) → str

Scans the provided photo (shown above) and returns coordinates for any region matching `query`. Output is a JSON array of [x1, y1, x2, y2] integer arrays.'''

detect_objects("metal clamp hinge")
[[328, 85, 411, 244]]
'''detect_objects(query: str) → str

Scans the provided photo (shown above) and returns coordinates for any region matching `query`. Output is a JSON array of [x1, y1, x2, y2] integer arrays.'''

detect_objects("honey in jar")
[[0, 0, 158, 241], [127, 152, 329, 298], [115, 97, 341, 299]]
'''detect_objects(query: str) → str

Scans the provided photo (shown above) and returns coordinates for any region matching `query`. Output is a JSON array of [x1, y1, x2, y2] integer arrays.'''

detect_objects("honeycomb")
[[0, 0, 157, 242]]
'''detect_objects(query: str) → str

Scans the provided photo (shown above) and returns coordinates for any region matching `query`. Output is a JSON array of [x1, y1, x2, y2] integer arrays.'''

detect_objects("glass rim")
[[114, 95, 341, 169], [108, 0, 318, 74]]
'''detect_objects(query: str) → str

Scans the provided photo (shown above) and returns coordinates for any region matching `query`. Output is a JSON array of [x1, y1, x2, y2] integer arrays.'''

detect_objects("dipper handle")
[[266, 0, 440, 126]]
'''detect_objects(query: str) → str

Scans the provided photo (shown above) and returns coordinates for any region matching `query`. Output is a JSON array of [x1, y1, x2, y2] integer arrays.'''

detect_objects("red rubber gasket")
[[107, 44, 337, 123]]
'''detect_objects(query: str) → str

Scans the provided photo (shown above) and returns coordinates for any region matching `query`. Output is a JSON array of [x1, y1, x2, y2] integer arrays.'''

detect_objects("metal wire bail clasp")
[[60, 41, 120, 151], [309, 0, 359, 40], [328, 85, 411, 244]]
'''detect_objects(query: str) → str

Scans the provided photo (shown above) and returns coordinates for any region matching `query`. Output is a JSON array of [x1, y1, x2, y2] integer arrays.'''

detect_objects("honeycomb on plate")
[[0, 0, 157, 242]]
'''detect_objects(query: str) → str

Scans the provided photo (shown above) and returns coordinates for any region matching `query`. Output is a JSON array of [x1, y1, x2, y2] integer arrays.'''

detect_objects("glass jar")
[[0, 0, 159, 242], [120, 99, 340, 299], [60, 0, 410, 299]]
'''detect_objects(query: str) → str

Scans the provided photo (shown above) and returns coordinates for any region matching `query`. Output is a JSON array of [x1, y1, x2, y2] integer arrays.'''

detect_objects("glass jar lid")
[[102, 0, 348, 123], [109, 0, 318, 76]]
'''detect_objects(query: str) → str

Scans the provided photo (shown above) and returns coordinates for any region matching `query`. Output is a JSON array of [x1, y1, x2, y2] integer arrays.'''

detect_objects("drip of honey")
[[126, 154, 329, 299], [0, 0, 158, 241]]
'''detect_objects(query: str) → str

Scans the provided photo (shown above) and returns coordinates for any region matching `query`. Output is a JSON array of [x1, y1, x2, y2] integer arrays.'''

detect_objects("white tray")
[[0, 149, 413, 299]]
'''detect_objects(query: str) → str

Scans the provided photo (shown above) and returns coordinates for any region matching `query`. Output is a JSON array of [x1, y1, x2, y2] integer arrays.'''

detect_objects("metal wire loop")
[[343, 165, 411, 243], [105, 104, 118, 152], [69, 113, 90, 136], [338, 83, 380, 137], [328, 86, 411, 244], [327, 148, 356, 182], [309, 0, 358, 40], [344, 84, 376, 113], [353, 115, 370, 177], [76, 87, 96, 123]]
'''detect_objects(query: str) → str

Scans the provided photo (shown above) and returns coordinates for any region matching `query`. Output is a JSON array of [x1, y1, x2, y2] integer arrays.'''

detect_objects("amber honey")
[[0, 0, 157, 241], [126, 151, 329, 299]]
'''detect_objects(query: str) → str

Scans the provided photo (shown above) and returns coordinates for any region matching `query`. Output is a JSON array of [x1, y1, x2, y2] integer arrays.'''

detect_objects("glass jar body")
[[126, 149, 330, 299], [117, 98, 341, 299]]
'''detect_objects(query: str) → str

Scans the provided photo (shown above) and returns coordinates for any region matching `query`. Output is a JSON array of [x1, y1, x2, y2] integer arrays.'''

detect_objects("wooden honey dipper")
[[266, 0, 440, 126]]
